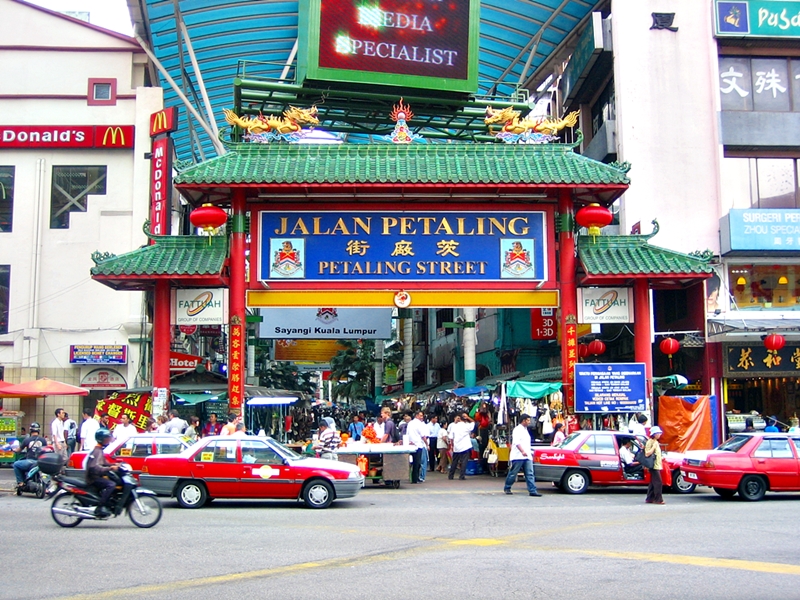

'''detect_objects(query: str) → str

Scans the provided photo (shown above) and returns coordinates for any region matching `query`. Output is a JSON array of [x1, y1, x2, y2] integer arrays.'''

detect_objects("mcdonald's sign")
[[150, 136, 173, 237], [98, 125, 134, 148], [150, 107, 178, 137]]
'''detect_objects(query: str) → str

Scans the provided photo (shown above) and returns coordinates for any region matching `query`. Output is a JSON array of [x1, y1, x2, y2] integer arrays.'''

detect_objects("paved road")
[[1, 469, 799, 600]]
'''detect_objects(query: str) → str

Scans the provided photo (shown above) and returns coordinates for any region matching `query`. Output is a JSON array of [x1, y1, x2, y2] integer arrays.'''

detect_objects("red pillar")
[[228, 189, 247, 414], [152, 279, 171, 411], [558, 189, 578, 413], [633, 278, 653, 408]]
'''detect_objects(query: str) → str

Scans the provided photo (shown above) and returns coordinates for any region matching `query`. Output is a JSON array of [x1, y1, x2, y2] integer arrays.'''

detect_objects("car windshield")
[[560, 432, 584, 450], [715, 435, 751, 452], [266, 437, 302, 460]]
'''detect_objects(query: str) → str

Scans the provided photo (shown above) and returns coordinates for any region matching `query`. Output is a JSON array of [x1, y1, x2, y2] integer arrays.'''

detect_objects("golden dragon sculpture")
[[484, 107, 580, 138], [223, 106, 319, 137]]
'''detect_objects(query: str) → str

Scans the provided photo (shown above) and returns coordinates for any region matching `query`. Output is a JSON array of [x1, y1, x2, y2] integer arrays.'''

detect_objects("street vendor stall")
[[337, 443, 415, 488]]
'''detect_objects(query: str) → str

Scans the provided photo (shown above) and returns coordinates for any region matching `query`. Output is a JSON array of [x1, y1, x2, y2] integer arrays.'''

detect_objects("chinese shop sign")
[[93, 392, 152, 432], [257, 210, 551, 286], [298, 0, 480, 93], [724, 343, 800, 377], [228, 315, 244, 411]]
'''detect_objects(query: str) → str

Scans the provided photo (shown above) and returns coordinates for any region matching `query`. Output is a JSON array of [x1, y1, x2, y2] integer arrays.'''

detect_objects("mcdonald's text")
[[0, 125, 134, 148]]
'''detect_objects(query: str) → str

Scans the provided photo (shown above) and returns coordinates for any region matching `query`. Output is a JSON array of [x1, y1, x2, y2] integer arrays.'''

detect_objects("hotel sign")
[[256, 210, 552, 285], [298, 0, 480, 93], [0, 125, 134, 148], [716, 0, 800, 38]]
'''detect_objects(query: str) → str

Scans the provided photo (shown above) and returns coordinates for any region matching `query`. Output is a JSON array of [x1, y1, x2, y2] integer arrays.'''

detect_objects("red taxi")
[[533, 430, 692, 494], [66, 434, 193, 479], [139, 435, 364, 509], [681, 433, 800, 501]]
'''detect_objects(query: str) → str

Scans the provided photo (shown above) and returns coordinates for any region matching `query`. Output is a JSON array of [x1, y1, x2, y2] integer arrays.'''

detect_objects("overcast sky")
[[25, 0, 133, 35]]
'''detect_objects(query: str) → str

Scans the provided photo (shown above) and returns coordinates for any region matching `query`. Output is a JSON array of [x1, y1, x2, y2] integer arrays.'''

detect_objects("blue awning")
[[449, 386, 489, 397]]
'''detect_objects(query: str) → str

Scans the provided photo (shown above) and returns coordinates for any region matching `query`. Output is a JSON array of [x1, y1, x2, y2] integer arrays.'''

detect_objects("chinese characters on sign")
[[721, 209, 800, 253], [228, 315, 244, 412], [564, 314, 579, 411], [725, 344, 800, 376], [718, 56, 800, 112], [651, 13, 678, 31], [93, 392, 152, 432]]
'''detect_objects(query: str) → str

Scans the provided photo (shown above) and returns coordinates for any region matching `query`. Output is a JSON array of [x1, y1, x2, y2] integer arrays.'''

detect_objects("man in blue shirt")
[[348, 415, 364, 441]]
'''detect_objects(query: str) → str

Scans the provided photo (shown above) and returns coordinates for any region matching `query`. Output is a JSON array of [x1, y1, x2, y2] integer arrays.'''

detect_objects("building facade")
[[0, 0, 161, 426]]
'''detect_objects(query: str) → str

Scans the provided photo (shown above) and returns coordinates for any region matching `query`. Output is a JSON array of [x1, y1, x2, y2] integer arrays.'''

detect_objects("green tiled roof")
[[578, 235, 713, 276], [91, 235, 227, 277], [174, 143, 631, 187]]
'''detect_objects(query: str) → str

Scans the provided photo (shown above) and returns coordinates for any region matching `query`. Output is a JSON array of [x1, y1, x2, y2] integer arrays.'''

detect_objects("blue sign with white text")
[[258, 211, 549, 283], [574, 363, 647, 413], [721, 209, 800, 253]]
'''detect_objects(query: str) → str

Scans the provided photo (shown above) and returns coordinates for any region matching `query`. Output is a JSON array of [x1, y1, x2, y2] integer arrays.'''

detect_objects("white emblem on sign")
[[257, 465, 279, 479]]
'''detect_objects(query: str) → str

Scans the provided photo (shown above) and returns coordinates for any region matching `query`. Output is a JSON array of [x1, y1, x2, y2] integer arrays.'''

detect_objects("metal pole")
[[374, 339, 384, 399], [403, 318, 413, 393], [463, 307, 477, 387], [178, 21, 221, 139]]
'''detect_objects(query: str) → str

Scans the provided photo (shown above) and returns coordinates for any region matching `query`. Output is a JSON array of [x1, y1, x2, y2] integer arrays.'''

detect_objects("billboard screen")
[[299, 0, 480, 93]]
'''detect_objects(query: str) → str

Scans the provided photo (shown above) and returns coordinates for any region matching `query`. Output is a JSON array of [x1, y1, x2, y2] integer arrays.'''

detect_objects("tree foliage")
[[259, 361, 316, 394]]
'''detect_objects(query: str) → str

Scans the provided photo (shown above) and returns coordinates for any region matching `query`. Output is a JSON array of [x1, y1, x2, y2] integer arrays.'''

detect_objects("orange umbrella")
[[1, 378, 89, 397]]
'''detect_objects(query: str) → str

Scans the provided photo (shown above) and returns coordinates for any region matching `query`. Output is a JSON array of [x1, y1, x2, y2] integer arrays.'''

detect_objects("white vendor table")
[[337, 444, 416, 488]]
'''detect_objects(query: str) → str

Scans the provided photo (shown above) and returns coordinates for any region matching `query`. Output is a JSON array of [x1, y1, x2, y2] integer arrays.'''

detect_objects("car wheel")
[[713, 487, 737, 499], [561, 469, 589, 494], [671, 469, 696, 494], [738, 475, 767, 501], [302, 479, 334, 509], [176, 480, 207, 508]]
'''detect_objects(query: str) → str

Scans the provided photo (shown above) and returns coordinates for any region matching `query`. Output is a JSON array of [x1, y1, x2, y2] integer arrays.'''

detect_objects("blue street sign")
[[574, 363, 647, 413]]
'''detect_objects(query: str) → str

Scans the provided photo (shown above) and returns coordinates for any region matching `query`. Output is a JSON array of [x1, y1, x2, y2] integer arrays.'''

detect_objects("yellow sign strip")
[[247, 289, 559, 308]]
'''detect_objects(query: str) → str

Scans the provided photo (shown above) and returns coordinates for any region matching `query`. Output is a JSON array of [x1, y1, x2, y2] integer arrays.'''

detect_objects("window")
[[50, 166, 107, 229], [195, 440, 237, 463], [115, 437, 153, 458], [0, 167, 13, 232], [754, 438, 795, 458], [591, 80, 616, 136], [0, 265, 8, 335], [435, 308, 454, 335], [155, 437, 186, 455], [728, 264, 800, 310], [87, 78, 117, 106], [240, 439, 284, 465], [582, 435, 617, 456]]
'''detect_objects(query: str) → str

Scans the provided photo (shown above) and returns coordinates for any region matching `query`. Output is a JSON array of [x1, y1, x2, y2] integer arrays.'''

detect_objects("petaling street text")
[[318, 260, 488, 275], [273, 215, 531, 236]]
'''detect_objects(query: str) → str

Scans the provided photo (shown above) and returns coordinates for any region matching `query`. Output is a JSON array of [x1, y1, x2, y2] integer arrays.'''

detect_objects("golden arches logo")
[[101, 126, 125, 146], [186, 291, 214, 316], [592, 290, 619, 315], [151, 111, 169, 135]]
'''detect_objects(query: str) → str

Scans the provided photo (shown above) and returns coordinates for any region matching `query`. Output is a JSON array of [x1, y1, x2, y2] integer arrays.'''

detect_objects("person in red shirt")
[[475, 403, 491, 467], [202, 413, 223, 437]]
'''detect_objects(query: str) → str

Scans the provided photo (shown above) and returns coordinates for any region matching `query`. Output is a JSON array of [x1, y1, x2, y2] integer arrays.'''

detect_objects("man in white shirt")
[[406, 411, 429, 484], [80, 409, 100, 451], [503, 414, 541, 496], [165, 409, 188, 435], [628, 413, 647, 437], [620, 440, 644, 479], [112, 414, 138, 443], [428, 416, 441, 471], [447, 412, 474, 480], [50, 408, 67, 461]]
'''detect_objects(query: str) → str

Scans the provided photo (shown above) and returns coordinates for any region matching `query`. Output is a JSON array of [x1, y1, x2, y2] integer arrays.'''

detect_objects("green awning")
[[173, 392, 227, 405], [506, 381, 563, 399]]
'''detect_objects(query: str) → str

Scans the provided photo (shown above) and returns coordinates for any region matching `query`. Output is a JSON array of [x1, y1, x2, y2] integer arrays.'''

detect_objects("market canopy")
[[173, 392, 226, 405], [506, 381, 562, 399], [449, 386, 489, 397], [2, 378, 89, 397]]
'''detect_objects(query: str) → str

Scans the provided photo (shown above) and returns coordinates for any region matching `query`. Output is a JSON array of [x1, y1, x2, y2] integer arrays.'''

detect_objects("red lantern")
[[587, 339, 606, 356], [660, 336, 680, 370], [575, 203, 613, 238], [764, 333, 786, 352], [190, 203, 227, 233], [578, 343, 590, 359]]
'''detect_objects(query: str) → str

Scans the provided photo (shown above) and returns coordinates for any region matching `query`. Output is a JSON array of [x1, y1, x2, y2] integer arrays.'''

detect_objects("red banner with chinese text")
[[228, 318, 244, 412], [93, 392, 152, 432], [563, 314, 578, 413]]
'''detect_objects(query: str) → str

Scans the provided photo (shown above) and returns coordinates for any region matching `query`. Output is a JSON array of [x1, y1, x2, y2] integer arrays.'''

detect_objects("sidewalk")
[[0, 465, 17, 492]]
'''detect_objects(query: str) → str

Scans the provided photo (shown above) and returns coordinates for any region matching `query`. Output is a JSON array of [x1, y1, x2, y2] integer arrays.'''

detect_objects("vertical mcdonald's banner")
[[149, 107, 178, 238]]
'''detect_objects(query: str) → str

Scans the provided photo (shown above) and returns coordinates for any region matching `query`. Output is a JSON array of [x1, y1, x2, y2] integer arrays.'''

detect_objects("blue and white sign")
[[258, 210, 549, 283], [721, 209, 800, 253], [574, 363, 647, 413]]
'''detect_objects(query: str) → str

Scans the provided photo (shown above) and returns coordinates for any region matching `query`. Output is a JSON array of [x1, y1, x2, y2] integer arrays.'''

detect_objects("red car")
[[533, 430, 693, 494], [681, 433, 800, 501], [66, 434, 193, 479], [139, 435, 364, 509]]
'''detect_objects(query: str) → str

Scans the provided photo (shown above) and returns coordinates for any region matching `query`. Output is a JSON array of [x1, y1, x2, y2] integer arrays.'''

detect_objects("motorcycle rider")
[[86, 428, 119, 517], [13, 423, 47, 490]]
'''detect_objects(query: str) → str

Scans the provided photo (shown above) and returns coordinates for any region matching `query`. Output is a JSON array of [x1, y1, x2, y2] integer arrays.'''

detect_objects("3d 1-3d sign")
[[297, 0, 480, 93], [256, 210, 552, 286]]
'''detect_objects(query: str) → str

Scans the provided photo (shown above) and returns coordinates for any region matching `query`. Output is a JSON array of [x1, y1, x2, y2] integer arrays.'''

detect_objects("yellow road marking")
[[449, 538, 506, 546]]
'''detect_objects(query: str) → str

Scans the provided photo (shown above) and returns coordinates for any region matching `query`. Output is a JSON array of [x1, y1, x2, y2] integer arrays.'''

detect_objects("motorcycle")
[[16, 447, 55, 499], [47, 463, 162, 528]]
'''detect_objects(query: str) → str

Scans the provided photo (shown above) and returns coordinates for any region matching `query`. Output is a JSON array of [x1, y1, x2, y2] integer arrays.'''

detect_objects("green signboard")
[[298, 0, 480, 93], [716, 0, 800, 38]]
